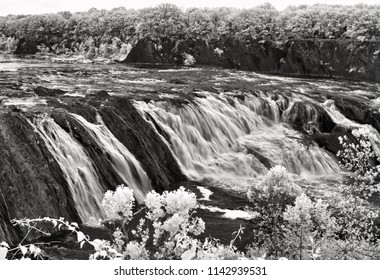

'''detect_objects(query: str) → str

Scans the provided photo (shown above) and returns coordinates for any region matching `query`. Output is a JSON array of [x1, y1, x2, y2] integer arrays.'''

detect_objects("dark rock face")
[[124, 38, 182, 65], [311, 125, 357, 156], [278, 40, 380, 82], [124, 38, 380, 83], [94, 90, 110, 98], [0, 112, 80, 244], [332, 95, 380, 132], [14, 38, 39, 55], [34, 86, 67, 97], [284, 101, 336, 134]]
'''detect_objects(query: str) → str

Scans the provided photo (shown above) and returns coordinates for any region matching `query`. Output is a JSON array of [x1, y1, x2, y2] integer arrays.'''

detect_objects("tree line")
[[0, 3, 379, 56]]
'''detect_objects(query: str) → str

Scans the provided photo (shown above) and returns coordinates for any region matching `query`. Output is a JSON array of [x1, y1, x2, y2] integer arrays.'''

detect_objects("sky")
[[0, 0, 379, 16]]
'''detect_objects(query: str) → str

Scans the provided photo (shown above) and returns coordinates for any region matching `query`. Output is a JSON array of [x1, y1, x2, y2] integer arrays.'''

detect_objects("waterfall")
[[135, 92, 340, 182], [70, 113, 152, 204], [29, 116, 105, 222]]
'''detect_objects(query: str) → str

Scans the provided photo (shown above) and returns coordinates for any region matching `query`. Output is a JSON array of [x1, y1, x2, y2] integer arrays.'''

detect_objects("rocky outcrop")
[[34, 86, 67, 97], [278, 40, 380, 82], [123, 38, 380, 83], [13, 34, 380, 82], [123, 38, 182, 65], [284, 101, 336, 134], [331, 95, 380, 132], [0, 112, 80, 244], [310, 126, 352, 156], [14, 38, 39, 55]]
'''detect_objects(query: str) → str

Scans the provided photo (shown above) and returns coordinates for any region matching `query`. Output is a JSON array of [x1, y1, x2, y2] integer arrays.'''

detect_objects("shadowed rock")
[[14, 38, 39, 55], [123, 38, 380, 83], [284, 101, 336, 133], [34, 86, 66, 97], [95, 90, 110, 98], [332, 96, 380, 132], [0, 112, 80, 244]]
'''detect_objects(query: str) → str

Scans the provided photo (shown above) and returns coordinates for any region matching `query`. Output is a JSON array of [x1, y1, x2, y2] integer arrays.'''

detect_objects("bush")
[[93, 186, 243, 260], [247, 165, 304, 258]]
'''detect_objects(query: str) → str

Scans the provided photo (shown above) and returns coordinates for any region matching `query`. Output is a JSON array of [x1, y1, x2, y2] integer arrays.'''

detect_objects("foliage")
[[0, 35, 17, 53], [337, 127, 380, 198], [94, 186, 244, 260], [2, 217, 88, 260], [282, 194, 336, 259], [324, 127, 380, 259], [101, 185, 135, 222], [0, 4, 379, 59], [247, 165, 303, 258], [246, 136, 380, 260]]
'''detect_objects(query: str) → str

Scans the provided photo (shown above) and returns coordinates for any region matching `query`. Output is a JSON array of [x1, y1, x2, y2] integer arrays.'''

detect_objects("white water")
[[199, 205, 253, 220], [135, 92, 340, 186], [70, 113, 152, 203], [29, 116, 105, 222], [323, 99, 380, 157], [197, 186, 213, 201], [322, 100, 359, 128]]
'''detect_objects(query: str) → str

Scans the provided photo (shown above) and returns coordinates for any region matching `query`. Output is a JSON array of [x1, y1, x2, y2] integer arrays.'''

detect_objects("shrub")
[[337, 127, 380, 198], [247, 165, 304, 258], [283, 194, 336, 259], [93, 186, 243, 260]]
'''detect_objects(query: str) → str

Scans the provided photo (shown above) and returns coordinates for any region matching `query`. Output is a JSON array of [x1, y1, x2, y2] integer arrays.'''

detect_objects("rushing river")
[[1, 54, 380, 229]]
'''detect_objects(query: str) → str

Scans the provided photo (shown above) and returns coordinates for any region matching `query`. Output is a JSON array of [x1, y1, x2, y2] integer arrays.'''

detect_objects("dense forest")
[[0, 3, 379, 59]]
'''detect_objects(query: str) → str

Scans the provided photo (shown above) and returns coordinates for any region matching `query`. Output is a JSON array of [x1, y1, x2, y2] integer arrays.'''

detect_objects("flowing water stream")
[[134, 92, 341, 194], [29, 116, 106, 221], [70, 113, 152, 204]]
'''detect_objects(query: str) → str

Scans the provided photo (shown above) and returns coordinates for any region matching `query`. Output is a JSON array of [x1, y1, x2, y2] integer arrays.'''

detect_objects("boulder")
[[284, 101, 336, 133], [333, 96, 380, 132], [34, 86, 66, 97]]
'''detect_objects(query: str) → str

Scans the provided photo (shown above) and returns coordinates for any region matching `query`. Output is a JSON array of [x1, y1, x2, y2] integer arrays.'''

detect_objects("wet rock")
[[0, 112, 80, 245], [311, 133, 342, 156], [310, 125, 355, 156], [95, 90, 110, 98], [168, 79, 187, 84], [245, 148, 272, 169], [333, 96, 380, 132], [98, 97, 186, 192], [284, 101, 335, 133], [34, 86, 66, 97]]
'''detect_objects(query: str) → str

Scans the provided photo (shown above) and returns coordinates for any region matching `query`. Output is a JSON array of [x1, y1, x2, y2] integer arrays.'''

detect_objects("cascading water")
[[322, 100, 358, 128], [29, 116, 105, 222], [134, 92, 341, 185], [323, 99, 380, 156], [70, 113, 152, 203]]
